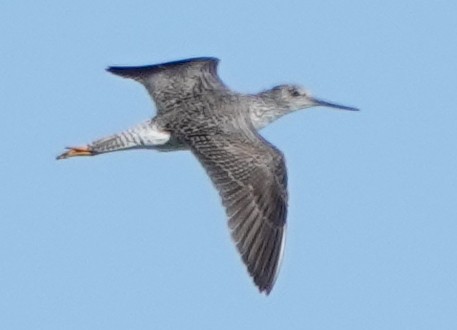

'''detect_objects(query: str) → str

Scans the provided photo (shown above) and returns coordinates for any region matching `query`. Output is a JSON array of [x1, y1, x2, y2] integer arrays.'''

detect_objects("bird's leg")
[[56, 120, 171, 160], [56, 145, 95, 159]]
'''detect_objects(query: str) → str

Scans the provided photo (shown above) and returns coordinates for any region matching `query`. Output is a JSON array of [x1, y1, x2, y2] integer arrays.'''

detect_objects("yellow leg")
[[56, 146, 95, 160]]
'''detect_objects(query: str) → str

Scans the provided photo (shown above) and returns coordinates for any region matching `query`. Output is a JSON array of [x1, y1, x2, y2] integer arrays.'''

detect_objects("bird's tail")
[[56, 120, 171, 160]]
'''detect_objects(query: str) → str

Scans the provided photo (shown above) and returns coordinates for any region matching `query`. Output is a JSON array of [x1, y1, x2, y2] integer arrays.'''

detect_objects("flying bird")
[[57, 57, 358, 294]]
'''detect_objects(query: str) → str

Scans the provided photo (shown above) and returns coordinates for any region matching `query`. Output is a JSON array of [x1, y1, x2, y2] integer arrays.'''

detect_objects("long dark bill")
[[312, 97, 359, 111]]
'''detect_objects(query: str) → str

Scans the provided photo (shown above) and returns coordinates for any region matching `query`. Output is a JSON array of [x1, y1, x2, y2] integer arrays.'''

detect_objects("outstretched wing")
[[187, 131, 288, 294], [107, 57, 227, 114]]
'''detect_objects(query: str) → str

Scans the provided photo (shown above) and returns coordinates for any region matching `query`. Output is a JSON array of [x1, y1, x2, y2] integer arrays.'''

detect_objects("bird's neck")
[[248, 94, 290, 130]]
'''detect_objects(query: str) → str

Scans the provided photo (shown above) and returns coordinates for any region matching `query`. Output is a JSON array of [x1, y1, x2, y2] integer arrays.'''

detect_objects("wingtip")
[[255, 276, 276, 295], [262, 285, 274, 296], [106, 57, 221, 78], [106, 65, 135, 78]]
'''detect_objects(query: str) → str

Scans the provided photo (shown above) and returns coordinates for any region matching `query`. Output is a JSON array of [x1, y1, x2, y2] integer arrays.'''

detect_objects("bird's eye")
[[290, 89, 300, 97]]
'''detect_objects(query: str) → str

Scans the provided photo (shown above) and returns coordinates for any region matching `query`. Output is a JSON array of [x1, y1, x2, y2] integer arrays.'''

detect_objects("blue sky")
[[1, 1, 456, 329]]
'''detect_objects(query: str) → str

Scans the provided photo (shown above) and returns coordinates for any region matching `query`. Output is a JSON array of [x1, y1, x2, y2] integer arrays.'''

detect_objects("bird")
[[57, 57, 358, 294]]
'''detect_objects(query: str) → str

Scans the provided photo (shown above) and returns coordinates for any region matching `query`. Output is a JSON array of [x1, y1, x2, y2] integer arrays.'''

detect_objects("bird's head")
[[269, 84, 359, 112]]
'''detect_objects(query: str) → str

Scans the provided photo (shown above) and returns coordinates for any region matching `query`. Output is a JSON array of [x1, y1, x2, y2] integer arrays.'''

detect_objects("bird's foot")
[[56, 146, 95, 160]]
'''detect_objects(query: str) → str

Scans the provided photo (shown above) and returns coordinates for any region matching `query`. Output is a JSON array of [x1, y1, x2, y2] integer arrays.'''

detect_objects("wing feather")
[[187, 132, 288, 294], [107, 57, 227, 114]]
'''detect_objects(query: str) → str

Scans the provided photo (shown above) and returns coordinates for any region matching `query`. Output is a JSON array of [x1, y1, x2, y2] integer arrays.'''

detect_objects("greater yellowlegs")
[[57, 57, 358, 294]]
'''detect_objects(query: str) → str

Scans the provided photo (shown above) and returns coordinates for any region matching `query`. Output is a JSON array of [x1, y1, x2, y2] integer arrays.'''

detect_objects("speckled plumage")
[[108, 58, 288, 293], [57, 57, 358, 294]]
